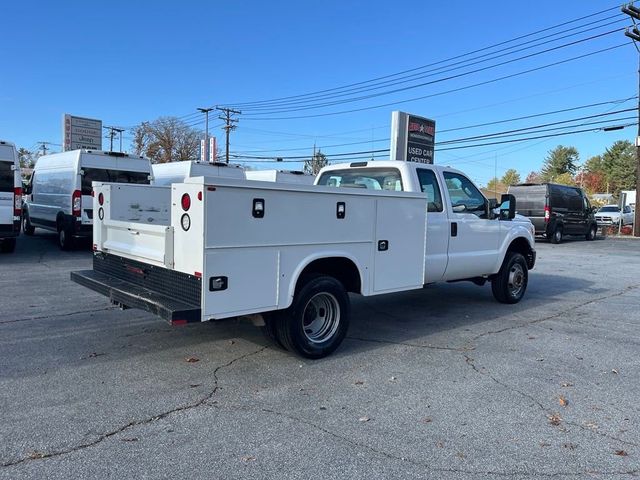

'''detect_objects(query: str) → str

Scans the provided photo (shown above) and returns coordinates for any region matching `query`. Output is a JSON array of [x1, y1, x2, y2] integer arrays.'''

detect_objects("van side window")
[[81, 168, 150, 195], [443, 172, 486, 216], [416, 169, 443, 212]]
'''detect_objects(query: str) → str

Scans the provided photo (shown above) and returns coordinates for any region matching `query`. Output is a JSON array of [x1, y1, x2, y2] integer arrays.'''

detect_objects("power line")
[[236, 18, 626, 112], [238, 43, 627, 120], [219, 5, 621, 109], [240, 30, 623, 117], [216, 107, 241, 164]]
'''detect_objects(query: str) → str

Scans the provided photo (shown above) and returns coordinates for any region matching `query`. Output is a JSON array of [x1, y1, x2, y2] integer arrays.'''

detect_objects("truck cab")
[[316, 161, 536, 285]]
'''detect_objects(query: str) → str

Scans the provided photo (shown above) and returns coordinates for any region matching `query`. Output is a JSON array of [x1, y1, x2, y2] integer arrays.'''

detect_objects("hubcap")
[[508, 263, 525, 297], [302, 292, 340, 344]]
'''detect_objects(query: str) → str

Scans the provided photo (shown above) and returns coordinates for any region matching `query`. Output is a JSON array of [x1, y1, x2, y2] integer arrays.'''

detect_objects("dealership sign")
[[63, 114, 103, 151], [390, 111, 436, 164]]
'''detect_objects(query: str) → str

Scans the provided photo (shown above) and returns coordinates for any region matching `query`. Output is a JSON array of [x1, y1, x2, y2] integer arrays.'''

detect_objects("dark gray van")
[[508, 183, 597, 244]]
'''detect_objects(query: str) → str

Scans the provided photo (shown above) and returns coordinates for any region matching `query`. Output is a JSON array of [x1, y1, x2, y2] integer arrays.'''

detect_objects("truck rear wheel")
[[275, 275, 350, 359], [550, 226, 563, 244], [491, 252, 528, 304]]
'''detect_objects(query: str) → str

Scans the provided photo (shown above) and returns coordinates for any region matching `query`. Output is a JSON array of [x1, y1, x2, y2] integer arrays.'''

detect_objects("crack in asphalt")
[[0, 307, 118, 325], [217, 403, 638, 478], [463, 354, 640, 452], [1, 346, 268, 469], [346, 335, 471, 352], [467, 284, 640, 345]]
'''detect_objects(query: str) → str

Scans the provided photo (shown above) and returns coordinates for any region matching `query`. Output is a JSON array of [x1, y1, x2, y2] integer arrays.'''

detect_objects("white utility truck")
[[71, 160, 536, 359], [0, 141, 21, 253]]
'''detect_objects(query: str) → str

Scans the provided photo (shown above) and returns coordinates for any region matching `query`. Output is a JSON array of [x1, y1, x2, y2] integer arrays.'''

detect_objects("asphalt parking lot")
[[1, 232, 639, 479]]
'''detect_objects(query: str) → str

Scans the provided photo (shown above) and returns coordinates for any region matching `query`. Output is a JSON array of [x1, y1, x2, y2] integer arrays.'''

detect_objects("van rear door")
[[508, 184, 547, 233], [0, 160, 14, 227]]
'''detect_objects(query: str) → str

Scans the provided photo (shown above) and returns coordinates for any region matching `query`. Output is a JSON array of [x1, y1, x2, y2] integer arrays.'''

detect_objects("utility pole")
[[197, 107, 214, 162], [216, 107, 240, 164], [104, 126, 125, 152], [36, 141, 50, 156], [621, 3, 640, 236]]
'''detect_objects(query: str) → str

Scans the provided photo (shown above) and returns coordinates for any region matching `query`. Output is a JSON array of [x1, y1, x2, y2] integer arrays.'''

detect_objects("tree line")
[[485, 141, 636, 195]]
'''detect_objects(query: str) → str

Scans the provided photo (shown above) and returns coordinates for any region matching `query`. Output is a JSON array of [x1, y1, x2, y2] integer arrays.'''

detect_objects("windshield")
[[81, 168, 150, 195], [316, 168, 403, 191], [598, 206, 619, 212], [0, 161, 14, 191]]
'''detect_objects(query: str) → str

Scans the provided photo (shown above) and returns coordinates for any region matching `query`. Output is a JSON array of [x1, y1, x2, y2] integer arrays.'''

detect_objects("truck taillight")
[[544, 205, 551, 222], [181, 193, 191, 211], [98, 192, 104, 206], [13, 187, 22, 215], [72, 190, 82, 217]]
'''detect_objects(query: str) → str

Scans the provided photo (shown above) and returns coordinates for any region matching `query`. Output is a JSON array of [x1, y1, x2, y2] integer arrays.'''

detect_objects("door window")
[[0, 162, 13, 191], [443, 172, 486, 217], [416, 169, 443, 212]]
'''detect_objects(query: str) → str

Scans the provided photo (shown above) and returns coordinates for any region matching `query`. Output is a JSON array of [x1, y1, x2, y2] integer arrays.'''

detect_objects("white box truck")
[[0, 141, 21, 253], [72, 160, 535, 358], [152, 161, 245, 186], [245, 169, 315, 185], [23, 150, 152, 249]]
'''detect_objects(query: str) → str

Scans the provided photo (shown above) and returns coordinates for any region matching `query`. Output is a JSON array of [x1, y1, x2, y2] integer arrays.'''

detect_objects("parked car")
[[23, 149, 152, 250], [508, 183, 597, 244], [595, 205, 634, 226], [0, 140, 21, 253]]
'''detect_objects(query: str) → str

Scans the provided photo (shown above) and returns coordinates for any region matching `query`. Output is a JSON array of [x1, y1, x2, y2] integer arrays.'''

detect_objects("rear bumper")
[[70, 253, 202, 324], [0, 222, 19, 238]]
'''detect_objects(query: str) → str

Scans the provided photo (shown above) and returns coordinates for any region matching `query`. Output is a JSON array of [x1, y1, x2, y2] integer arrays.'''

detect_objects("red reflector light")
[[72, 190, 82, 217], [197, 191, 202, 201], [98, 192, 104, 206], [194, 271, 202, 278], [13, 187, 22, 215], [181, 193, 191, 211], [172, 319, 188, 326], [544, 206, 551, 222]]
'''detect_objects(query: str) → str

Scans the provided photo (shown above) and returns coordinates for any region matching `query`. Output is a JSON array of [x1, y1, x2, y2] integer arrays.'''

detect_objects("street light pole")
[[621, 3, 640, 236], [198, 108, 214, 162]]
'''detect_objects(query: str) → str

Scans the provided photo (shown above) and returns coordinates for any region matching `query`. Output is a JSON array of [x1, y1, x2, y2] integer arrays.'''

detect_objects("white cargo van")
[[0, 141, 21, 253], [23, 150, 151, 249], [152, 161, 245, 186], [245, 169, 315, 185]]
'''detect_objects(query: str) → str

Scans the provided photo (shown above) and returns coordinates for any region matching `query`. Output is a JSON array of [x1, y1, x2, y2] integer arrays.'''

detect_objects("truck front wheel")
[[275, 275, 350, 359], [491, 252, 528, 304]]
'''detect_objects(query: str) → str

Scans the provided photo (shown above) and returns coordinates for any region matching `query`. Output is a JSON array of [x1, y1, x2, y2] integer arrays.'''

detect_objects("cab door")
[[416, 168, 449, 283], [440, 170, 500, 280]]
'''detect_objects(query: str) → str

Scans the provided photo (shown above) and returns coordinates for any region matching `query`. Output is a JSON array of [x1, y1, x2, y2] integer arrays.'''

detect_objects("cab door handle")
[[451, 222, 458, 237]]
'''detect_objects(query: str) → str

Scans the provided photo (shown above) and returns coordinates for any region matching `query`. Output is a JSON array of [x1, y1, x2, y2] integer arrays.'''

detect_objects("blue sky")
[[1, 0, 637, 185]]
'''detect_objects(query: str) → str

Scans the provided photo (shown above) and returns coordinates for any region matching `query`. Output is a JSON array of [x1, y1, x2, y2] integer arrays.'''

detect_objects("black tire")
[[275, 275, 350, 359], [585, 224, 597, 241], [550, 226, 563, 244], [0, 238, 16, 253], [491, 252, 528, 304], [58, 223, 74, 250], [261, 313, 287, 350], [22, 211, 35, 236]]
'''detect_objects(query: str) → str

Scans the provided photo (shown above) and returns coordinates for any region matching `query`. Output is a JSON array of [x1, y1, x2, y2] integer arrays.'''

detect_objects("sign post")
[[390, 111, 436, 164], [63, 114, 103, 151]]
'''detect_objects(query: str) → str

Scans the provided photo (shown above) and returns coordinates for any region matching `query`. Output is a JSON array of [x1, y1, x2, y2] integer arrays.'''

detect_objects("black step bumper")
[[70, 253, 202, 324]]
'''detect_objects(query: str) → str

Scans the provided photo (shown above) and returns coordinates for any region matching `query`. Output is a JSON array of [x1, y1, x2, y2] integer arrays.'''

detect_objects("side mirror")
[[23, 182, 32, 195], [499, 194, 516, 220], [488, 198, 498, 210]]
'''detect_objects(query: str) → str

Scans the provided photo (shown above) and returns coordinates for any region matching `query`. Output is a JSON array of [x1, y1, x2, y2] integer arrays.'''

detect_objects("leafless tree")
[[132, 117, 201, 163]]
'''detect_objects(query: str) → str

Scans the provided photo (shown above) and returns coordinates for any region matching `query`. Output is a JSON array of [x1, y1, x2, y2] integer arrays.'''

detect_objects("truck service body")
[[72, 160, 535, 358]]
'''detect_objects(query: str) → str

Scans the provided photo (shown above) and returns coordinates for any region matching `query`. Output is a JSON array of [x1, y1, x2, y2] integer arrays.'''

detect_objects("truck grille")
[[93, 253, 201, 306]]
